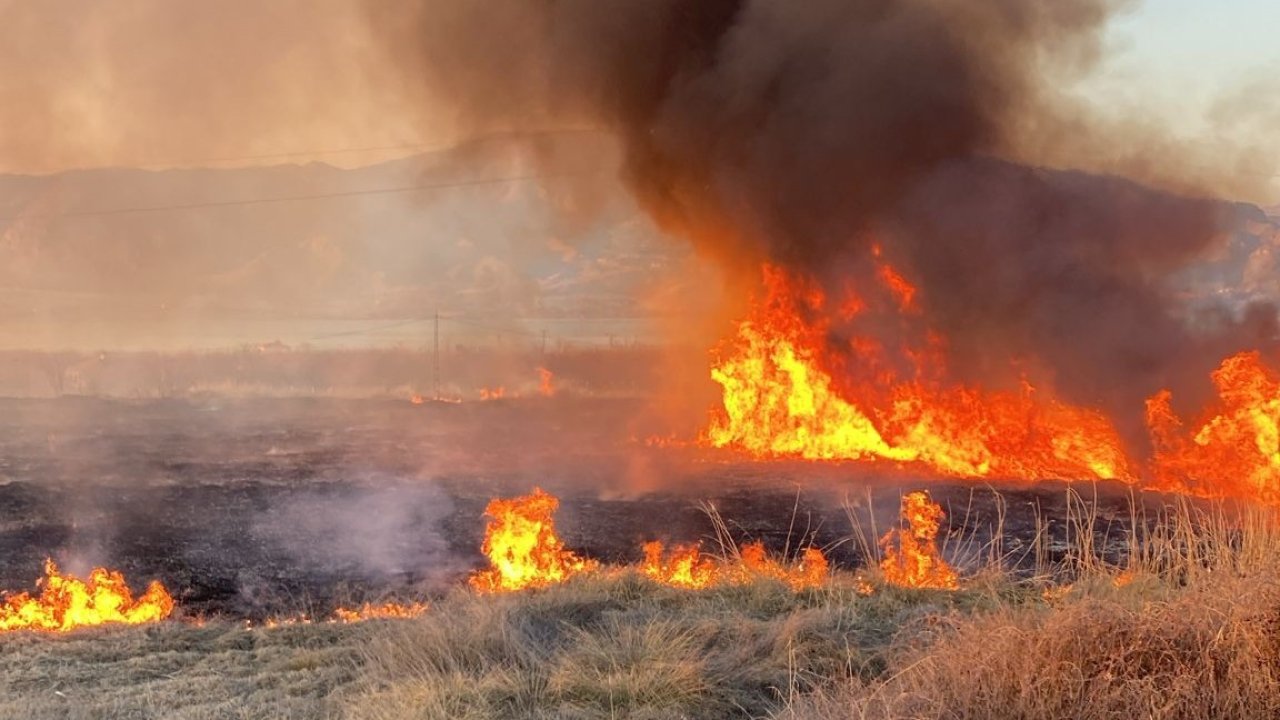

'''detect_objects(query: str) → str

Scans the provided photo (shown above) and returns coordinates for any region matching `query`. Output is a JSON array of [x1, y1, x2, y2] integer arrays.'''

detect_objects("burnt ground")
[[0, 396, 1181, 619]]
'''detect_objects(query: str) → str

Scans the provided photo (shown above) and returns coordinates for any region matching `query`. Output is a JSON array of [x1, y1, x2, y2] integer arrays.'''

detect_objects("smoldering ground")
[[373, 0, 1280, 449]]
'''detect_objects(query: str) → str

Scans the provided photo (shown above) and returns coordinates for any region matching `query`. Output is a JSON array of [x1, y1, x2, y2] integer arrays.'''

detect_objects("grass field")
[[3, 495, 1279, 719]]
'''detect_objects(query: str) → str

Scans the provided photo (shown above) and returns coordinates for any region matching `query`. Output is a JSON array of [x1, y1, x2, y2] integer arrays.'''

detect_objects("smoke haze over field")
[[374, 0, 1280, 440]]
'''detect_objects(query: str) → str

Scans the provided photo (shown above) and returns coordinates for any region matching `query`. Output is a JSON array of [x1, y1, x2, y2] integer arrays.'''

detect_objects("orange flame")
[[331, 601, 429, 623], [641, 541, 719, 589], [537, 367, 556, 397], [880, 492, 958, 590], [1, 560, 175, 632], [469, 488, 596, 593], [1147, 351, 1280, 503], [706, 264, 1133, 482], [479, 386, 507, 401], [641, 540, 828, 590]]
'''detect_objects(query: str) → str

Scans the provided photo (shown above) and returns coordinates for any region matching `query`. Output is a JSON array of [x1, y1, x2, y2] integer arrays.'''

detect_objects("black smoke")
[[374, 0, 1278, 446]]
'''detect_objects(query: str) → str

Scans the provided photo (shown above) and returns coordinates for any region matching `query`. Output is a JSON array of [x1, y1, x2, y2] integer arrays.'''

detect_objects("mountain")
[[0, 135, 687, 350]]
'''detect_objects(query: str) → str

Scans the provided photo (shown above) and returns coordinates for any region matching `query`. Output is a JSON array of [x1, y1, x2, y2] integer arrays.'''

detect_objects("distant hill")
[[0, 134, 687, 350]]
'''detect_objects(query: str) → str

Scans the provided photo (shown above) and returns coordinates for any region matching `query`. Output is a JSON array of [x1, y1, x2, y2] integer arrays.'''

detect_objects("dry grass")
[[5, 492, 1280, 720], [340, 575, 970, 720], [777, 496, 1280, 720], [0, 620, 378, 719]]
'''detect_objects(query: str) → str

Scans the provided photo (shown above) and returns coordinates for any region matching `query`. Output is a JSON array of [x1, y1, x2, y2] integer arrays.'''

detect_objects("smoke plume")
[[375, 0, 1278, 444]]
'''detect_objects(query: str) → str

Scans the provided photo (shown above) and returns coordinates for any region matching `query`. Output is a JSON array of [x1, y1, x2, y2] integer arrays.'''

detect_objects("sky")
[[0, 0, 1274, 200], [1088, 0, 1280, 203], [0, 0, 1275, 352]]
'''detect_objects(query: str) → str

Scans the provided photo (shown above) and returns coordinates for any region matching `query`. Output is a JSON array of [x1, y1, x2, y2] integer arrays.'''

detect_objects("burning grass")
[[5, 490, 1280, 719]]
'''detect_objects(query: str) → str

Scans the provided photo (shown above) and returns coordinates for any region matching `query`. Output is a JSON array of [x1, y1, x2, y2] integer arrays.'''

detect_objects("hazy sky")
[[1082, 0, 1280, 202], [0, 0, 1275, 352], [0, 0, 1274, 202]]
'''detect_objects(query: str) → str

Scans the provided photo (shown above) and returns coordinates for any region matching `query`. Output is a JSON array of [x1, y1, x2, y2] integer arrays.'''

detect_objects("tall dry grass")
[[778, 492, 1280, 720]]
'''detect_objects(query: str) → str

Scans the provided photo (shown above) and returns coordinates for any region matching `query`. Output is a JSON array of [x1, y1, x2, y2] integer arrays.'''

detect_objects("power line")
[[0, 169, 610, 223], [14, 127, 609, 175]]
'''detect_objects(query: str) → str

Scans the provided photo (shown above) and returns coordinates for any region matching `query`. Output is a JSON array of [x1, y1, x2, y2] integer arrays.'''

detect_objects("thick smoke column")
[[376, 0, 1277, 443]]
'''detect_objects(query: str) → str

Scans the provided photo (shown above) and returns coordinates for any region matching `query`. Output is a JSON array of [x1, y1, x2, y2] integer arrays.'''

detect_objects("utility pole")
[[432, 310, 440, 400]]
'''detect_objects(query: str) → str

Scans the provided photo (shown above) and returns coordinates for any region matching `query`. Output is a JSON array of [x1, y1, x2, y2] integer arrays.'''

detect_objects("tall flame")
[[1, 560, 175, 632], [707, 265, 1133, 481], [469, 488, 596, 593], [1147, 351, 1280, 503], [880, 492, 958, 590]]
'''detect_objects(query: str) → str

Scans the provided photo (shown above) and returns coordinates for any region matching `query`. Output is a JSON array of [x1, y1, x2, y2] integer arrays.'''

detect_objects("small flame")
[[641, 540, 828, 590], [641, 541, 718, 589], [479, 386, 507, 401], [332, 601, 429, 623], [879, 492, 958, 590], [469, 488, 596, 593], [1, 560, 175, 632], [409, 394, 426, 405], [537, 367, 556, 397]]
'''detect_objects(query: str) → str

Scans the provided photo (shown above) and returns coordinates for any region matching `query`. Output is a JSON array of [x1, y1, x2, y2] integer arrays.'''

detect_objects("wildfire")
[[0, 560, 175, 632], [1147, 351, 1280, 503], [879, 492, 958, 590], [640, 540, 828, 590], [469, 488, 596, 593], [479, 386, 507, 401], [707, 264, 1134, 481]]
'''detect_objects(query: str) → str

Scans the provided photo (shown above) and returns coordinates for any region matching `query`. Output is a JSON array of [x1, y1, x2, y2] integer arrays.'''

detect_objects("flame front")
[[332, 601, 429, 623], [1147, 351, 1280, 503], [469, 488, 596, 593], [707, 265, 1133, 481], [0, 560, 175, 632], [641, 540, 827, 590], [879, 492, 958, 590]]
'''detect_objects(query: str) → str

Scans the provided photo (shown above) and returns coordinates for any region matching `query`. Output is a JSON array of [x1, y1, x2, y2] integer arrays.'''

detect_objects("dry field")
[[4, 496, 1279, 719]]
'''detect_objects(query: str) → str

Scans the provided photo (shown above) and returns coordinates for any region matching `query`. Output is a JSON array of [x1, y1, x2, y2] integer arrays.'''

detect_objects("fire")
[[1147, 351, 1280, 503], [332, 601, 429, 623], [0, 560, 175, 632], [469, 488, 597, 593], [736, 542, 829, 590], [879, 492, 958, 590], [641, 541, 718, 589], [641, 540, 828, 590], [707, 264, 1133, 481], [538, 367, 556, 397], [409, 393, 426, 405], [479, 386, 507, 401]]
